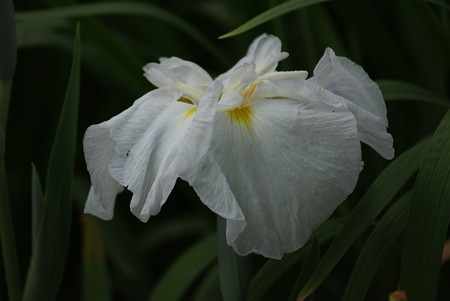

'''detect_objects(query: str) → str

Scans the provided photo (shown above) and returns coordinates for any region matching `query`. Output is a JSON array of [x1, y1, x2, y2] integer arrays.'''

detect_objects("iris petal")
[[310, 48, 388, 125], [256, 79, 394, 159], [84, 87, 180, 219], [209, 99, 361, 258]]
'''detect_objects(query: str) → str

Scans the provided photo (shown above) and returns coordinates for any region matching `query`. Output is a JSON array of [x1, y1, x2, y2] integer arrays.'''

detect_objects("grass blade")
[[0, 0, 17, 80], [299, 139, 430, 300], [22, 24, 80, 301], [31, 163, 44, 251], [400, 110, 450, 301], [217, 216, 251, 301], [288, 236, 320, 301], [427, 0, 450, 11], [0, 124, 21, 301], [192, 265, 221, 301], [248, 217, 347, 301], [148, 234, 217, 301], [15, 1, 230, 66], [0, 0, 20, 293], [342, 191, 413, 301], [82, 216, 112, 301], [377, 80, 450, 108], [219, 0, 331, 39]]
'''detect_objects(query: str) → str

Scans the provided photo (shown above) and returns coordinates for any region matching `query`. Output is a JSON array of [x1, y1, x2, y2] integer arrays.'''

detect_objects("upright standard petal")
[[144, 57, 212, 102], [84, 87, 179, 219], [209, 99, 361, 258], [217, 34, 288, 82]]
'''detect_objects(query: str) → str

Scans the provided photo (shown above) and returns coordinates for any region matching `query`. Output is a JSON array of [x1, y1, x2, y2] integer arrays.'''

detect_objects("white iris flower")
[[83, 34, 394, 259]]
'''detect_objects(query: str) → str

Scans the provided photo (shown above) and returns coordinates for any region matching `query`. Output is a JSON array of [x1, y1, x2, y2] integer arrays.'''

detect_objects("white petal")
[[310, 48, 388, 125], [217, 91, 244, 111], [121, 82, 239, 222], [217, 34, 287, 81], [259, 70, 308, 81], [221, 63, 257, 91], [251, 34, 287, 75], [84, 126, 124, 220], [257, 79, 394, 159], [210, 99, 361, 258], [188, 153, 246, 229], [108, 88, 182, 185], [83, 87, 180, 220], [143, 57, 212, 102]]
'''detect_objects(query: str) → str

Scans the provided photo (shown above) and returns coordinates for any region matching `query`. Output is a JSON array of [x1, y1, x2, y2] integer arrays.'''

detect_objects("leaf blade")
[[217, 216, 252, 301], [219, 0, 331, 39], [377, 80, 450, 108], [342, 191, 412, 301], [299, 139, 429, 299], [148, 234, 217, 301], [400, 110, 450, 301], [22, 24, 80, 301]]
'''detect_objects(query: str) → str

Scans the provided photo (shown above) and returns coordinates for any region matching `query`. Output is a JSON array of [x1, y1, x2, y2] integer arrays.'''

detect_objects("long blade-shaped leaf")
[[377, 80, 450, 108], [0, 87, 21, 301], [248, 217, 347, 301], [16, 1, 230, 66], [0, 0, 16, 80], [400, 110, 450, 301], [219, 0, 331, 39], [0, 1, 19, 295], [148, 234, 217, 301], [217, 216, 251, 301], [288, 236, 320, 301], [22, 25, 80, 301], [31, 163, 44, 251], [299, 139, 429, 299], [82, 216, 112, 301], [343, 191, 413, 301]]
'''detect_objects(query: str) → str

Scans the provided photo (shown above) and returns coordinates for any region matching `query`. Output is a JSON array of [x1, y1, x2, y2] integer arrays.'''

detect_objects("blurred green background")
[[1, 0, 449, 300]]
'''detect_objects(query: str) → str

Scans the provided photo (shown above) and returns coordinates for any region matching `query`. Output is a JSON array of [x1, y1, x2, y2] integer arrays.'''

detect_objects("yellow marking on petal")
[[242, 84, 257, 100], [227, 106, 254, 133], [178, 97, 194, 104], [184, 108, 197, 120]]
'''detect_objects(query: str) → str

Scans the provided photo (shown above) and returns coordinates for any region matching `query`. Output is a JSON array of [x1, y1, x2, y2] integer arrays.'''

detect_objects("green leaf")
[[342, 190, 413, 301], [140, 214, 212, 252], [299, 139, 430, 300], [377, 80, 450, 108], [31, 163, 44, 252], [0, 0, 17, 79], [427, 0, 450, 11], [288, 235, 320, 301], [22, 24, 80, 301], [192, 265, 221, 301], [82, 216, 112, 301], [400, 110, 450, 301], [148, 234, 217, 301], [16, 1, 231, 66], [0, 124, 21, 301], [0, 76, 21, 301], [248, 217, 347, 301], [217, 216, 251, 301], [219, 0, 331, 39]]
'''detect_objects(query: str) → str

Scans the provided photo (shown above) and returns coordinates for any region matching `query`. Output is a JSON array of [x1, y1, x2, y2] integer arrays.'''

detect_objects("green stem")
[[0, 80, 21, 301]]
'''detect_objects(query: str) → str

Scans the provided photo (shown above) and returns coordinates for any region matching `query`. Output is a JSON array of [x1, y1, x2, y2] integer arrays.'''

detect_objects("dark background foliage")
[[1, 0, 449, 300]]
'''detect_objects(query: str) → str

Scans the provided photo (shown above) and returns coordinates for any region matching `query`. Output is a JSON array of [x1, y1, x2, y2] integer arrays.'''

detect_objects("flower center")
[[226, 106, 254, 133]]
